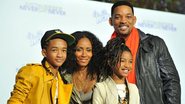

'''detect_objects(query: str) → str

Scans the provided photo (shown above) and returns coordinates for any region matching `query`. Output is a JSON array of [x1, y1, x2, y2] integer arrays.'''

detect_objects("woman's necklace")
[[72, 71, 96, 93], [73, 73, 88, 92], [117, 84, 129, 104]]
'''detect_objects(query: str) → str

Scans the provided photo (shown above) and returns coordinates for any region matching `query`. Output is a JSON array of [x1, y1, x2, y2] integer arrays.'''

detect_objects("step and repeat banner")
[[1, 0, 185, 103]]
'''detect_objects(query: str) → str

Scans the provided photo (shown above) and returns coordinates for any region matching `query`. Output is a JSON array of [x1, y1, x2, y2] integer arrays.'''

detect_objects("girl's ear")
[[108, 60, 111, 66], [42, 49, 47, 57]]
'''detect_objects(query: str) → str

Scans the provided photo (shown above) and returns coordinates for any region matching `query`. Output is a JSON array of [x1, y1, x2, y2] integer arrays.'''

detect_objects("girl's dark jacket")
[[135, 29, 181, 104]]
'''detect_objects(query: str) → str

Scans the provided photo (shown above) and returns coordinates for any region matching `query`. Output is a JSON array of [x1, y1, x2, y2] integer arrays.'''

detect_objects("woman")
[[61, 31, 103, 104], [93, 37, 140, 104]]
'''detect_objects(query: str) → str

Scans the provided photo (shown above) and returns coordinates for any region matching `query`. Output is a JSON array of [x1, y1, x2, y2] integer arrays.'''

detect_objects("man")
[[7, 29, 75, 104], [109, 1, 181, 104]]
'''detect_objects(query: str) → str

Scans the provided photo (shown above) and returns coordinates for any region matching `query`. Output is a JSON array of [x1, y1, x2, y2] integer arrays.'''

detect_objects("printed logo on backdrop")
[[93, 9, 110, 24], [92, 9, 177, 32], [27, 31, 43, 47], [19, 2, 66, 16], [137, 20, 177, 32]]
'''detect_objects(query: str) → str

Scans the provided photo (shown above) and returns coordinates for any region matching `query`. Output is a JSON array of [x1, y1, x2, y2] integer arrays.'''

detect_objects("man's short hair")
[[111, 0, 134, 16]]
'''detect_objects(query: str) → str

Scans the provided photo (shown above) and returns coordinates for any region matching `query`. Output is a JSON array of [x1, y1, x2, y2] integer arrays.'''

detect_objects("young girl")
[[93, 37, 140, 104]]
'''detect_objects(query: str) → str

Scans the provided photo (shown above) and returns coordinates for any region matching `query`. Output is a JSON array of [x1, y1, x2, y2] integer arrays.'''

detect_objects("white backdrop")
[[1, 0, 184, 103]]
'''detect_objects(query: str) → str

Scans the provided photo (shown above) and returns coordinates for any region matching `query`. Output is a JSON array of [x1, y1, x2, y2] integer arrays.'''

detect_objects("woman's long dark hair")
[[62, 31, 103, 80], [99, 37, 131, 81]]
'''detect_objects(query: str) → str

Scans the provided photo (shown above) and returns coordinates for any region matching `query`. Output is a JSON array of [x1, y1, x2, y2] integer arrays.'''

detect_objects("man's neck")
[[117, 33, 130, 41]]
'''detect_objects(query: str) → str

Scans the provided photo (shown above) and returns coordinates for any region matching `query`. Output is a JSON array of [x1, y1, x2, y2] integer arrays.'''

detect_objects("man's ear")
[[109, 17, 113, 26], [42, 49, 47, 57], [133, 16, 137, 25]]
